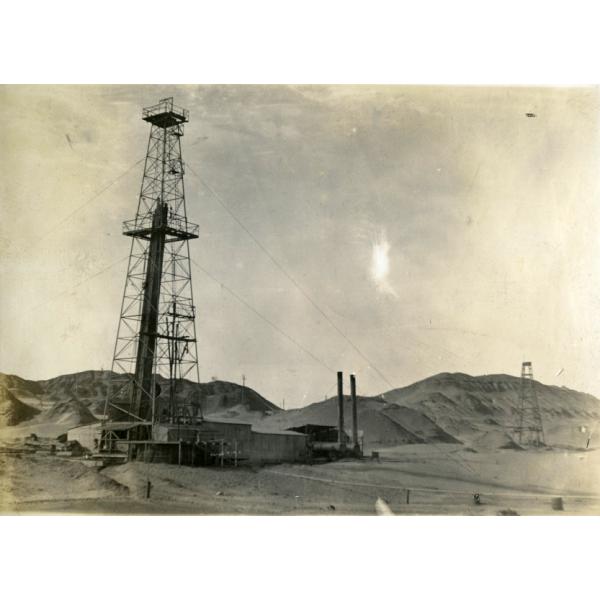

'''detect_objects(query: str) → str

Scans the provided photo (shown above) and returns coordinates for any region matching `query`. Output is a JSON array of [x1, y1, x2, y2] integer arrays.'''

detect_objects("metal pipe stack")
[[337, 371, 346, 449], [350, 373, 359, 452]]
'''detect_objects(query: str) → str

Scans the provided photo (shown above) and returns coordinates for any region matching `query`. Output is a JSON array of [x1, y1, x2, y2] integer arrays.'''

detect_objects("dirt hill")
[[381, 372, 600, 445], [37, 370, 113, 413], [0, 374, 44, 402], [1, 370, 280, 422], [171, 378, 280, 417], [0, 385, 40, 426]]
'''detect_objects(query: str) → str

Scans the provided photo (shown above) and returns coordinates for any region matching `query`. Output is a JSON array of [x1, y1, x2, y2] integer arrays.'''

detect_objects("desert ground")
[[2, 442, 599, 515]]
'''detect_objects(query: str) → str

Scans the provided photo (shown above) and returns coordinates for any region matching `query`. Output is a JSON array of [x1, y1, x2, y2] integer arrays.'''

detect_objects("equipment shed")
[[71, 418, 308, 466]]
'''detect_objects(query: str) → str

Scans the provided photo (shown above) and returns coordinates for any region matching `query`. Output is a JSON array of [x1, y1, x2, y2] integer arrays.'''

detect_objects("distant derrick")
[[514, 361, 545, 446]]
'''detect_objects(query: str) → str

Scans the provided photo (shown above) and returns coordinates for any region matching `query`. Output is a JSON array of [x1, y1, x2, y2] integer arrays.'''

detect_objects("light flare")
[[370, 231, 396, 296]]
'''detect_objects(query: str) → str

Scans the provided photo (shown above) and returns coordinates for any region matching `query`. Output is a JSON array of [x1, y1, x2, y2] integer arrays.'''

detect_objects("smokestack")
[[350, 373, 359, 452], [337, 371, 346, 449]]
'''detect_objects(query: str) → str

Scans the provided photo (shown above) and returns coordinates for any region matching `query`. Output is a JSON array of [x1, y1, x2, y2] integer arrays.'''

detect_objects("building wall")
[[67, 423, 101, 451], [155, 421, 255, 461], [249, 431, 307, 465]]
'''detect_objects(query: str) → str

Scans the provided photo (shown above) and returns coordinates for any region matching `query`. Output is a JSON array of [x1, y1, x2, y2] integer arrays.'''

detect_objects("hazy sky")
[[2, 84, 600, 407]]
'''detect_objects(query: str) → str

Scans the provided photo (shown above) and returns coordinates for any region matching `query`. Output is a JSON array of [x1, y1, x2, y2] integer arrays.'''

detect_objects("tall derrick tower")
[[515, 361, 545, 446], [101, 98, 201, 451]]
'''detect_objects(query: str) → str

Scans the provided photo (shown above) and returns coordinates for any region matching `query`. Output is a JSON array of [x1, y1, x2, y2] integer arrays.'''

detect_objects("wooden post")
[[406, 489, 410, 504], [178, 441, 182, 466]]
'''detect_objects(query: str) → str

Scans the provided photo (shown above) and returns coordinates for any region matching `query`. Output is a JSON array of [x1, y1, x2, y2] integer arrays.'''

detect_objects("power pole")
[[101, 98, 202, 453]]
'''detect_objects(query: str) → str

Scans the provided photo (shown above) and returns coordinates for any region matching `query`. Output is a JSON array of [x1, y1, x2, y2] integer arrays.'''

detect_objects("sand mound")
[[0, 385, 40, 426], [41, 398, 97, 427], [472, 429, 522, 451], [256, 396, 458, 446], [382, 405, 460, 443], [543, 420, 599, 449]]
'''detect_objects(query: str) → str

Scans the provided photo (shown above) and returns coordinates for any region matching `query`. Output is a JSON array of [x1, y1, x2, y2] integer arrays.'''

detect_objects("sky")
[[2, 84, 600, 408]]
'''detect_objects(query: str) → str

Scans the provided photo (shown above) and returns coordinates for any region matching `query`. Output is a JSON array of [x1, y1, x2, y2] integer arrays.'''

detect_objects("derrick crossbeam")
[[123, 221, 199, 241], [153, 333, 196, 342]]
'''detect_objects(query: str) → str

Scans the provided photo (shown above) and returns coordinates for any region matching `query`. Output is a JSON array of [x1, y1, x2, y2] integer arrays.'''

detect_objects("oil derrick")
[[515, 361, 545, 446], [101, 98, 201, 450]]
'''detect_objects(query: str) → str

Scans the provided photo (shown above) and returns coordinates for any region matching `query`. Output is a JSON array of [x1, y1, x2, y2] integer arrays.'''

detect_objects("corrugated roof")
[[203, 417, 253, 427], [252, 427, 306, 437], [286, 424, 338, 434], [102, 421, 152, 431]]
